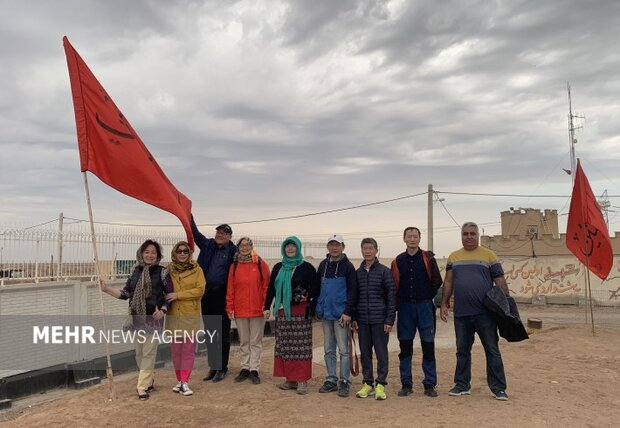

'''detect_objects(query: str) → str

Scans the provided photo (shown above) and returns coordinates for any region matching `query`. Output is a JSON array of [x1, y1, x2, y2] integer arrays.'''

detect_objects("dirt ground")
[[1, 306, 619, 427]]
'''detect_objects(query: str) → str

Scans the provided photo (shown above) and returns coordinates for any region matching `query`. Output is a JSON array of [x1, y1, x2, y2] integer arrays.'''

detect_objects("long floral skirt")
[[273, 302, 313, 382]]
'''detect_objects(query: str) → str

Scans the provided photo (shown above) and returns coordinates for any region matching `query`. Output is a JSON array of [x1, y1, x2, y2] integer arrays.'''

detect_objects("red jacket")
[[226, 258, 270, 318]]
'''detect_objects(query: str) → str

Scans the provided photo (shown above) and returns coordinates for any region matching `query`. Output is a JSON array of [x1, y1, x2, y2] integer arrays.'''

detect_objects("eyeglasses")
[[176, 249, 190, 254]]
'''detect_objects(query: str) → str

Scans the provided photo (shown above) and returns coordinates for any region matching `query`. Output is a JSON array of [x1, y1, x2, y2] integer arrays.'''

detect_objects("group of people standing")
[[101, 219, 512, 402]]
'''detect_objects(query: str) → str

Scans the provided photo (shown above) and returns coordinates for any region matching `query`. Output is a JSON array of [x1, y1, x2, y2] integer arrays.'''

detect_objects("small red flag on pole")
[[63, 36, 194, 248], [566, 159, 613, 280]]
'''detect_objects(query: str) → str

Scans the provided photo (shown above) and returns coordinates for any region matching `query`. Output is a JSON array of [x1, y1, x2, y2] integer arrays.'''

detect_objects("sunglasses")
[[176, 248, 190, 254]]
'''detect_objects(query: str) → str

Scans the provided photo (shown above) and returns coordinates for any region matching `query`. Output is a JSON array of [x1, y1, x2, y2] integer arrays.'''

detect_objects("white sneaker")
[[179, 382, 193, 396], [172, 382, 183, 392]]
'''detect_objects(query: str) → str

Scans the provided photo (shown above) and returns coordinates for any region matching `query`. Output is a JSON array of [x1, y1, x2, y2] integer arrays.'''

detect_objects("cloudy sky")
[[1, 0, 620, 258]]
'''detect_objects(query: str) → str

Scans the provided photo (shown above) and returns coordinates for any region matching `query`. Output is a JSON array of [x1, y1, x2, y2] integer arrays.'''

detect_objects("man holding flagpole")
[[191, 215, 237, 382]]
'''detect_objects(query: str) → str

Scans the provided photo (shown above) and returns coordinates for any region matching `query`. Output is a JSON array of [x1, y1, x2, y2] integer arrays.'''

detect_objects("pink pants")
[[171, 339, 196, 383]]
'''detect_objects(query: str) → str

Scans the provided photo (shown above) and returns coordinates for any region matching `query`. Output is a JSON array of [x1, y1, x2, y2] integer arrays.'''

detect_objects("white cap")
[[327, 234, 344, 244]]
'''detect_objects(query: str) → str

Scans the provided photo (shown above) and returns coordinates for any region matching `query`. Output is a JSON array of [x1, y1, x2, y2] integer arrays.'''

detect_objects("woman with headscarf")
[[164, 241, 205, 396], [99, 239, 173, 401], [226, 237, 270, 385], [263, 236, 319, 395]]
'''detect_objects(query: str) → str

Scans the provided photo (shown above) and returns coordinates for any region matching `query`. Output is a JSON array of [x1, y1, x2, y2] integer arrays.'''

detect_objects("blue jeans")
[[454, 312, 507, 393], [397, 300, 437, 387], [322, 320, 351, 385]]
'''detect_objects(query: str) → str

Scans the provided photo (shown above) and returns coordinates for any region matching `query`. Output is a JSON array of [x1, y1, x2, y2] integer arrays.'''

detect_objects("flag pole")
[[584, 265, 589, 324], [585, 267, 595, 335], [83, 171, 116, 400]]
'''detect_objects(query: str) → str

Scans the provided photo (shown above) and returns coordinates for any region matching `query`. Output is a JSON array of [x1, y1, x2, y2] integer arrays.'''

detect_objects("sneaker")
[[172, 382, 182, 393], [179, 382, 193, 396], [319, 381, 338, 393], [337, 381, 350, 397], [448, 385, 471, 396], [398, 385, 413, 397], [374, 384, 387, 400], [234, 369, 250, 383], [492, 390, 509, 401], [356, 383, 375, 398], [249, 371, 261, 385], [296, 381, 308, 395], [424, 385, 438, 398], [278, 381, 298, 390]]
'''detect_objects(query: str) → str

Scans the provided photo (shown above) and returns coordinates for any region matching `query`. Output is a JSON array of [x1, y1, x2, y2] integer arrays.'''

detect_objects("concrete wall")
[[433, 255, 620, 305], [0, 280, 132, 379], [309, 254, 619, 305]]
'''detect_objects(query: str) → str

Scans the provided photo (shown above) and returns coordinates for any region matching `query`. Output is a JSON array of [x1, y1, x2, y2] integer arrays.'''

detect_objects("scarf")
[[129, 246, 162, 325], [234, 237, 255, 264], [274, 236, 304, 320], [169, 241, 198, 275]]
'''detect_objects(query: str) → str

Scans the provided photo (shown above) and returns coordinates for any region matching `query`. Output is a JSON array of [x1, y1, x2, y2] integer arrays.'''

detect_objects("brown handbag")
[[349, 329, 360, 376]]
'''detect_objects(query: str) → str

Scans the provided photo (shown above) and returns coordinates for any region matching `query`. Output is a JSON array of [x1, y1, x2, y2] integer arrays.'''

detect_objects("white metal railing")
[[0, 218, 326, 285]]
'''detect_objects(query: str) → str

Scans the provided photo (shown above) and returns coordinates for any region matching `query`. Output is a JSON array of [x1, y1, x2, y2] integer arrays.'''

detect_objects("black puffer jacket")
[[354, 259, 396, 325]]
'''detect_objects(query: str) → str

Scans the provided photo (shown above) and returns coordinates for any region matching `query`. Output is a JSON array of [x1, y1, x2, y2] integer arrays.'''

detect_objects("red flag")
[[566, 159, 612, 279], [63, 37, 194, 248]]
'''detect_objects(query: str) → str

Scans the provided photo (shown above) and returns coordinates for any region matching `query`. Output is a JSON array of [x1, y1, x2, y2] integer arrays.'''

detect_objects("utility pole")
[[428, 184, 434, 252]]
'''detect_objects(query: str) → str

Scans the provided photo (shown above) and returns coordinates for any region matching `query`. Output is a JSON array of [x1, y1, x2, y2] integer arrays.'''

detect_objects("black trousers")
[[357, 322, 390, 386], [201, 287, 231, 371]]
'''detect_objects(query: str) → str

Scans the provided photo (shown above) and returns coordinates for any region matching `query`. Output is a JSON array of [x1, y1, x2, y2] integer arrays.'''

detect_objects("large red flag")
[[566, 159, 612, 279], [63, 36, 194, 248]]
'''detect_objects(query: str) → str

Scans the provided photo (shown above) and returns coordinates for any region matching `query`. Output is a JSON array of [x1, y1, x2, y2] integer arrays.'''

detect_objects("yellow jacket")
[[165, 266, 205, 335]]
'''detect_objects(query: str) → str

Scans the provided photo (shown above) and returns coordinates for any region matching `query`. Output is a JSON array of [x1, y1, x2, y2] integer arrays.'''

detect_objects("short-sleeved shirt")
[[446, 246, 504, 317]]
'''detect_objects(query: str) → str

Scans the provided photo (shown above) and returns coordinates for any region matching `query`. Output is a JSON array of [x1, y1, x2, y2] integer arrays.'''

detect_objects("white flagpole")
[[83, 171, 116, 400]]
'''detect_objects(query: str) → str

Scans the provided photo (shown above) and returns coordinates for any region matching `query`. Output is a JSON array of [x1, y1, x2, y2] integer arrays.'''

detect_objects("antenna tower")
[[567, 82, 585, 185]]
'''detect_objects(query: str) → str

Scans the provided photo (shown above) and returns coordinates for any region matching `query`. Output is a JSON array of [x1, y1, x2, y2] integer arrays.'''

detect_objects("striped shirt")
[[446, 246, 504, 317]]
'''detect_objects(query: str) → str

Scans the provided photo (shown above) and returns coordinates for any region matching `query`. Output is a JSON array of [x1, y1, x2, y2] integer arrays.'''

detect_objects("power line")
[[438, 191, 564, 198], [58, 187, 601, 228], [435, 194, 461, 228], [63, 191, 428, 227], [205, 191, 428, 225], [438, 190, 620, 198]]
